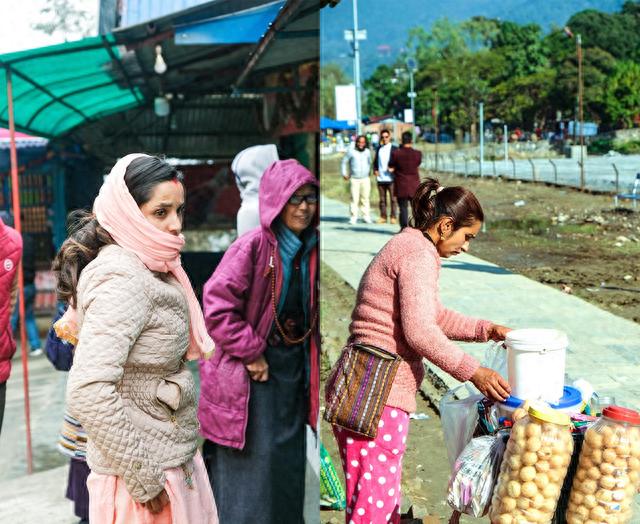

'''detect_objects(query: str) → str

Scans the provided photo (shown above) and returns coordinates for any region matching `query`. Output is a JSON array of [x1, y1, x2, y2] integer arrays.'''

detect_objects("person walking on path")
[[199, 159, 319, 524], [0, 213, 22, 436], [11, 230, 42, 356], [341, 135, 372, 225], [54, 154, 217, 523], [325, 178, 512, 524], [388, 131, 422, 229], [373, 129, 398, 224]]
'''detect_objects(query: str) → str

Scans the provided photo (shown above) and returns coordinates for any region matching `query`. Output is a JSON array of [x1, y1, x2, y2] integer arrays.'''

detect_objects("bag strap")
[[270, 247, 318, 346]]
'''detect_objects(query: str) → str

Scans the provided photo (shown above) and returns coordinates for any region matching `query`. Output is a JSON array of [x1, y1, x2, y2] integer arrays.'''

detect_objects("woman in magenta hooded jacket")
[[199, 159, 319, 523]]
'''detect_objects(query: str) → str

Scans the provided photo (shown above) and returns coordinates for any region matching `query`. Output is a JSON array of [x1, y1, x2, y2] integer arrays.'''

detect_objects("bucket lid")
[[602, 406, 640, 425], [528, 404, 571, 426], [500, 386, 582, 410], [505, 328, 568, 351]]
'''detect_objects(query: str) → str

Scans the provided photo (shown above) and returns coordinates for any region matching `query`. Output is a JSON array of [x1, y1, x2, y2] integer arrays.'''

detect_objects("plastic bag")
[[447, 434, 507, 517], [319, 442, 346, 510], [440, 382, 483, 469], [483, 340, 508, 379]]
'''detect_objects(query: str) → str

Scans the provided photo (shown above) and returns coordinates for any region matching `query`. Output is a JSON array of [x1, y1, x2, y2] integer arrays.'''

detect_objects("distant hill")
[[321, 0, 626, 79]]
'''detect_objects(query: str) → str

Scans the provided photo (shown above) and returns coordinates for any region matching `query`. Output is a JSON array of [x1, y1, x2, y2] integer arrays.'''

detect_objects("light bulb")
[[154, 45, 167, 75], [154, 96, 170, 117]]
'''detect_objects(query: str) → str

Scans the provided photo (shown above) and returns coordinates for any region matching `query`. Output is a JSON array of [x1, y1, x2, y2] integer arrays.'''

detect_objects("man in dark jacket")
[[388, 130, 423, 229], [0, 213, 22, 434], [11, 230, 42, 355], [373, 129, 398, 224]]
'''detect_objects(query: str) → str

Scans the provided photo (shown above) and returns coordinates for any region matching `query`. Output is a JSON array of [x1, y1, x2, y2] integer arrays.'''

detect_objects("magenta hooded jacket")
[[0, 216, 22, 384], [198, 160, 319, 450]]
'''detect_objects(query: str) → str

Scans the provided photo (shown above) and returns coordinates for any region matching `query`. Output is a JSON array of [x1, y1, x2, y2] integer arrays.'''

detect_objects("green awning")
[[0, 35, 143, 138]]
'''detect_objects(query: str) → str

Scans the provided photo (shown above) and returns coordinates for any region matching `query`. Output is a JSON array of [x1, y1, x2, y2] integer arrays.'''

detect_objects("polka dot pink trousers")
[[333, 405, 410, 524]]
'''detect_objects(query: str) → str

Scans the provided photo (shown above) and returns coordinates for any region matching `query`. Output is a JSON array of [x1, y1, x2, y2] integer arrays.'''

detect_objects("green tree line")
[[323, 1, 640, 137]]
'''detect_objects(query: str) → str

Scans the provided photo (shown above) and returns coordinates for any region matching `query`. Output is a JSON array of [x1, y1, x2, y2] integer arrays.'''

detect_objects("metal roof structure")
[[0, 0, 320, 163]]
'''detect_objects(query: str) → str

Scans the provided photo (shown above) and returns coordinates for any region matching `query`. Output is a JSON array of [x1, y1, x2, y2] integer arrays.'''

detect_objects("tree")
[[32, 0, 95, 38], [604, 61, 640, 128], [320, 63, 350, 118], [492, 22, 549, 78]]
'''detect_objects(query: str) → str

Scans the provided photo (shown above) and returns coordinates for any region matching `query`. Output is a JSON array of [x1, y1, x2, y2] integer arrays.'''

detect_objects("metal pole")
[[577, 34, 585, 189], [479, 102, 484, 177], [434, 89, 439, 171], [504, 124, 508, 174], [409, 68, 416, 143], [352, 0, 363, 135], [6, 67, 34, 475]]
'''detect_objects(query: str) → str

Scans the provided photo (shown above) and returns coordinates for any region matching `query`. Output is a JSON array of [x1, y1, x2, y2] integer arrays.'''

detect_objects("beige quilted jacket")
[[66, 244, 199, 502]]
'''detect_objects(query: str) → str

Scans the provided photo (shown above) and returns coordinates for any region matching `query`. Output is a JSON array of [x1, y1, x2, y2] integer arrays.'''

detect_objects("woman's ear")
[[437, 217, 454, 237]]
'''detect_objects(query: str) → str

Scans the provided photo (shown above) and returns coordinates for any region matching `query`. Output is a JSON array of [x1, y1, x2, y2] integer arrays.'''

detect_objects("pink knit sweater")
[[349, 227, 491, 413]]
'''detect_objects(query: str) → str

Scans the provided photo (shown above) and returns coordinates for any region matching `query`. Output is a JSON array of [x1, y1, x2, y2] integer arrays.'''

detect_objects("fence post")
[[464, 157, 469, 178], [527, 159, 537, 182], [493, 158, 497, 177], [450, 154, 456, 175], [549, 159, 558, 184], [612, 163, 620, 195], [510, 157, 516, 180]]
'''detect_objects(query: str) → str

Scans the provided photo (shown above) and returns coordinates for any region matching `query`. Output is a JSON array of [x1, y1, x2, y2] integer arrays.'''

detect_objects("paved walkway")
[[321, 196, 640, 410]]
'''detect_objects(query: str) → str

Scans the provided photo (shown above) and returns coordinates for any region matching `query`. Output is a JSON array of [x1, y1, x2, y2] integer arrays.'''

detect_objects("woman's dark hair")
[[53, 155, 184, 306], [410, 177, 484, 233], [401, 131, 413, 144]]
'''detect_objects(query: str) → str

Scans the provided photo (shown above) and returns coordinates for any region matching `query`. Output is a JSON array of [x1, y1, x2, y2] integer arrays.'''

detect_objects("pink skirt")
[[87, 451, 218, 524]]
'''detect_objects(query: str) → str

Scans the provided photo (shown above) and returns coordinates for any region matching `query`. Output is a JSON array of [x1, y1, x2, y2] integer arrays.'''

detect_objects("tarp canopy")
[[0, 35, 143, 137], [320, 116, 354, 130], [0, 0, 320, 162]]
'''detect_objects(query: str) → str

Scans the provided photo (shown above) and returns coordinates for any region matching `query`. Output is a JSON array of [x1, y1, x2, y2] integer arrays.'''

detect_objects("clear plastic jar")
[[565, 405, 640, 524], [489, 405, 574, 524]]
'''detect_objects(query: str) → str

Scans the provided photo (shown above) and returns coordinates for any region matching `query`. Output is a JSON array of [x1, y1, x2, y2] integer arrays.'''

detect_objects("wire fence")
[[423, 149, 640, 196]]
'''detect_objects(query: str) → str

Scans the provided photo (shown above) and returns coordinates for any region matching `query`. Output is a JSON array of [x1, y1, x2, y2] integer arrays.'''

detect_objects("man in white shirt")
[[373, 129, 398, 224], [341, 135, 372, 225]]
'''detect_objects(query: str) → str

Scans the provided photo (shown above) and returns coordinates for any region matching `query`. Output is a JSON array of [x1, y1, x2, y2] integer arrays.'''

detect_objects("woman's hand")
[[487, 323, 511, 341], [246, 355, 269, 382], [470, 366, 511, 401], [143, 489, 170, 514]]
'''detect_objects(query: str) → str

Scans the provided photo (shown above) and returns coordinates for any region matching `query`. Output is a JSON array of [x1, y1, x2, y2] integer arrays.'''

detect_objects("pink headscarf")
[[55, 153, 214, 360]]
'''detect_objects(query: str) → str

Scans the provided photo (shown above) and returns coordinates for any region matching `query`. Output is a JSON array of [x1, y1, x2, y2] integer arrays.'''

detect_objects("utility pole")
[[577, 33, 585, 189], [352, 0, 363, 135]]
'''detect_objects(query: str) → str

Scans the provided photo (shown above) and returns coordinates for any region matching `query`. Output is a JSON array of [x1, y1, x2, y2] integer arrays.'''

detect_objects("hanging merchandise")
[[565, 406, 640, 524], [447, 434, 507, 517], [488, 404, 574, 524]]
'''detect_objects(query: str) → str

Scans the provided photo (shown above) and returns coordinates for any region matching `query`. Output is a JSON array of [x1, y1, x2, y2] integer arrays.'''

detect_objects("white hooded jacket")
[[232, 144, 279, 236]]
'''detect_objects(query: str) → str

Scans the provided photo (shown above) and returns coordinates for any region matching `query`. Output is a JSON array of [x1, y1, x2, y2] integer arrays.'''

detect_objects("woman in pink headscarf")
[[53, 154, 217, 523]]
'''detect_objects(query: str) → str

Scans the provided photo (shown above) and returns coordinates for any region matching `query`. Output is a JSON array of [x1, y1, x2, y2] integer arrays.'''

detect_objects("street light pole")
[[577, 33, 585, 189], [406, 57, 417, 143], [352, 0, 363, 135], [433, 88, 439, 171]]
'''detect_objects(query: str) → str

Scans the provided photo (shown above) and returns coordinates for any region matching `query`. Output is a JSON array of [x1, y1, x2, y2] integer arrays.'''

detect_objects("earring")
[[440, 234, 445, 240]]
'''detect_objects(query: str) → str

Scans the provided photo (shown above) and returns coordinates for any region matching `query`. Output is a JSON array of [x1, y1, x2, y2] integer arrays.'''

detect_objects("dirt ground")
[[322, 155, 640, 324], [320, 262, 478, 523]]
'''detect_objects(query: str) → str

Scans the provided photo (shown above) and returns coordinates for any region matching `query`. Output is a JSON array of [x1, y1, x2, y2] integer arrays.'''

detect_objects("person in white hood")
[[232, 144, 279, 236]]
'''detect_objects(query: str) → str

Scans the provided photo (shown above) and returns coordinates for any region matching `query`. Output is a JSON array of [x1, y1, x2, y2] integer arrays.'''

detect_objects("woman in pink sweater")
[[326, 178, 511, 524]]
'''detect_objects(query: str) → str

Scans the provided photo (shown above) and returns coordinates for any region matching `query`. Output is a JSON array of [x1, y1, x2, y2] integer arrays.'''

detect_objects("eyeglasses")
[[288, 193, 318, 206]]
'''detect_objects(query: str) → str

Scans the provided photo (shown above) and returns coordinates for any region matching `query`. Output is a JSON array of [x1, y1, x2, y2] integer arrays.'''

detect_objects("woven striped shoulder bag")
[[324, 342, 401, 438]]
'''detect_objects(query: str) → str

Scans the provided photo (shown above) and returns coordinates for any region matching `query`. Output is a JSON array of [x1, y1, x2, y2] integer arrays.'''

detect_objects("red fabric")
[[0, 217, 22, 383], [388, 146, 422, 198]]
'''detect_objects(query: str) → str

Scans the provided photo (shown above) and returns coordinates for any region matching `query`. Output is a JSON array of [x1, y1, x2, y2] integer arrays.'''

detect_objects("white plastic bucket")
[[505, 328, 568, 403]]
